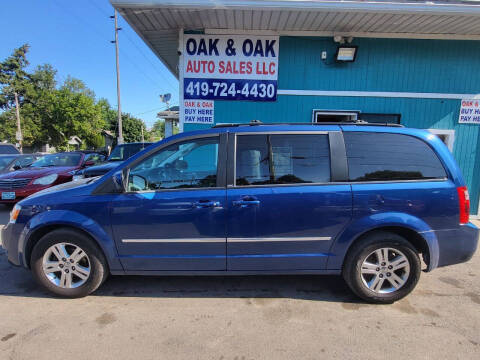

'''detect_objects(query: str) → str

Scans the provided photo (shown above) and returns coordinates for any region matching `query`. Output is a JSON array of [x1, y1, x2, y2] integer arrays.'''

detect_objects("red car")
[[0, 151, 104, 203]]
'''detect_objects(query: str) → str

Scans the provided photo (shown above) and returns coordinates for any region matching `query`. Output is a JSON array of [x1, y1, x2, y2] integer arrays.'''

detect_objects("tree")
[[0, 45, 149, 151], [118, 113, 146, 143], [150, 119, 165, 141], [0, 62, 57, 148], [99, 98, 147, 144], [45, 78, 106, 150], [0, 44, 30, 150], [0, 44, 29, 110], [149, 119, 179, 141]]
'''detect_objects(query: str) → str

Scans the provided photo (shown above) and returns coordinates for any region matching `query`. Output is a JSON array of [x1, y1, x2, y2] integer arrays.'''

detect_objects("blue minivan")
[[2, 123, 478, 303]]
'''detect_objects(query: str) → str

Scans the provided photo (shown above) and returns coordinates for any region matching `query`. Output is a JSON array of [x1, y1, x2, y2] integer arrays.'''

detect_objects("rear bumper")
[[436, 222, 479, 268]]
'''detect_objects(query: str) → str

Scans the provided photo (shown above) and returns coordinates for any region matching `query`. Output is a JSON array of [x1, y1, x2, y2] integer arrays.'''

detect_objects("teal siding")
[[185, 36, 480, 214]]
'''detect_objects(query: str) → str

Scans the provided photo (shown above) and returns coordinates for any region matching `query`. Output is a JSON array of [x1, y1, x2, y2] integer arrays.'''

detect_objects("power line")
[[121, 29, 178, 91], [135, 103, 178, 116], [87, 0, 178, 93], [51, 0, 171, 94]]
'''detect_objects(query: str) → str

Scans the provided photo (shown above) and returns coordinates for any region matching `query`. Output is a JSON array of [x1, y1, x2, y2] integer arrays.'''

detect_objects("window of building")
[[344, 132, 447, 181], [313, 110, 359, 123], [359, 113, 401, 124], [312, 110, 401, 125], [128, 137, 219, 191], [235, 134, 330, 185], [427, 129, 455, 152]]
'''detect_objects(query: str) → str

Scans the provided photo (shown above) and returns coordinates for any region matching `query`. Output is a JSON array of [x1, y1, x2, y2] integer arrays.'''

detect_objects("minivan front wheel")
[[343, 232, 421, 304], [31, 228, 108, 298]]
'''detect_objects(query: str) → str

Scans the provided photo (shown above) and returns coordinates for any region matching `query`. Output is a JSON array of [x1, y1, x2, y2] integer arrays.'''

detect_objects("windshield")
[[0, 156, 17, 169], [108, 143, 149, 161], [0, 144, 20, 154], [0, 144, 19, 154], [31, 153, 82, 167]]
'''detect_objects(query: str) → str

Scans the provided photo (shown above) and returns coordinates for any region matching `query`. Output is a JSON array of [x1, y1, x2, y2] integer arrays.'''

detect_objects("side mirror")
[[131, 174, 147, 191], [112, 170, 126, 192], [84, 160, 95, 167], [13, 165, 21, 170]]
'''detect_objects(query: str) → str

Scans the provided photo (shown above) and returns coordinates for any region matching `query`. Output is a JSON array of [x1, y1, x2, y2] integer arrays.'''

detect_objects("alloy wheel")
[[42, 243, 91, 288], [360, 247, 410, 294]]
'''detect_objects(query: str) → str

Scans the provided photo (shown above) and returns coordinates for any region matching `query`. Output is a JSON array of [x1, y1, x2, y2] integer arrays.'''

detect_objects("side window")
[[344, 132, 447, 181], [128, 137, 219, 191], [235, 134, 330, 185], [84, 154, 104, 164], [13, 156, 34, 169]]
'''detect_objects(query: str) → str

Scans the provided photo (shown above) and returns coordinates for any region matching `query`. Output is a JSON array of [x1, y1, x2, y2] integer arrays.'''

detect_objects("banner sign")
[[182, 35, 279, 102], [459, 99, 480, 124], [184, 100, 214, 124]]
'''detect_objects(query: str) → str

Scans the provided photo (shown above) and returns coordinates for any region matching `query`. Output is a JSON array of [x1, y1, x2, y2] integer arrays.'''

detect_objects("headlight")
[[33, 174, 58, 185], [9, 204, 21, 223]]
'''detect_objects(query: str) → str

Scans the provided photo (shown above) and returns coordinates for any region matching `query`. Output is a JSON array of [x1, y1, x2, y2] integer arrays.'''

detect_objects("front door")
[[110, 135, 227, 271], [226, 132, 352, 270]]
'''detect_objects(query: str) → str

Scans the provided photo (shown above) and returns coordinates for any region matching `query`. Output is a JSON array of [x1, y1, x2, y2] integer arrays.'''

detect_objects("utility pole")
[[14, 92, 23, 153], [111, 9, 123, 144], [141, 124, 144, 144]]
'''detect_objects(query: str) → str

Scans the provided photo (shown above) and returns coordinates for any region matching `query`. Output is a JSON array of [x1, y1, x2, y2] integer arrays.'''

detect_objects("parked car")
[[0, 151, 104, 203], [2, 123, 478, 302], [0, 154, 43, 174], [0, 143, 20, 154], [73, 142, 153, 180]]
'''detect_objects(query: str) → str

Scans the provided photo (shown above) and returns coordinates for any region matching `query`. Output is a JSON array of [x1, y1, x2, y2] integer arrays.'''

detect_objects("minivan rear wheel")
[[343, 232, 421, 304], [31, 228, 108, 298]]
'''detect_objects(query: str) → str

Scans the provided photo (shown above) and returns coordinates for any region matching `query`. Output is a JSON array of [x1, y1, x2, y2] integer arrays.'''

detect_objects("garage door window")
[[235, 134, 330, 185]]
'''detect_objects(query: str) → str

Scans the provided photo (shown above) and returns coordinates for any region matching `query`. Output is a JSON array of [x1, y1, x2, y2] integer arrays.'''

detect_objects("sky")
[[1, 0, 179, 128]]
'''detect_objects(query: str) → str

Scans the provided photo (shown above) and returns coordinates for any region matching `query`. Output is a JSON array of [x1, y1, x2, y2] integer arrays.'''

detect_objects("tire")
[[343, 231, 421, 304], [31, 228, 108, 298]]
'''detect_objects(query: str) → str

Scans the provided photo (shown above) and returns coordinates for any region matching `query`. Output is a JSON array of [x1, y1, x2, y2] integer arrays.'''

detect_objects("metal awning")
[[110, 0, 480, 77]]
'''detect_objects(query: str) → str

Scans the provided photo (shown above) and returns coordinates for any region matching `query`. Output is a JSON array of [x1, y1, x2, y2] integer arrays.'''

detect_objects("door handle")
[[193, 200, 220, 208], [233, 196, 260, 207]]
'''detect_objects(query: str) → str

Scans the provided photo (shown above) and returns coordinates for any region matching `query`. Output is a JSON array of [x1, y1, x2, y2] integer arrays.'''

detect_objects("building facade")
[[112, 0, 480, 216]]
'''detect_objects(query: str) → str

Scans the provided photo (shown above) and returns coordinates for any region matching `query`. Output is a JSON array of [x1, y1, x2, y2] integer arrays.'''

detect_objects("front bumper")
[[1, 223, 24, 267], [436, 222, 479, 268]]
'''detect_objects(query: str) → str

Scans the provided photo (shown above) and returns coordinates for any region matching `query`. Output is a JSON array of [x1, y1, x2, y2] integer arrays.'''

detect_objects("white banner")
[[182, 34, 279, 102], [459, 99, 480, 124], [184, 100, 214, 124]]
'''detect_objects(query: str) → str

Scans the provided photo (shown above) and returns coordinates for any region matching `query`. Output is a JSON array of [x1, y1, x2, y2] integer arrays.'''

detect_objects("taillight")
[[457, 186, 470, 224]]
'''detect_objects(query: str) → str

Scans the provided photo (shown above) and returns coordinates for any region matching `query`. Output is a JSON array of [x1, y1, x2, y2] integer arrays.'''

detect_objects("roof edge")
[[110, 0, 480, 15]]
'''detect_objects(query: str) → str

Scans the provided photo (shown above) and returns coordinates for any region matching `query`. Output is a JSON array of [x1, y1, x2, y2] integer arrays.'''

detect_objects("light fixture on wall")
[[332, 35, 357, 62], [335, 45, 358, 62]]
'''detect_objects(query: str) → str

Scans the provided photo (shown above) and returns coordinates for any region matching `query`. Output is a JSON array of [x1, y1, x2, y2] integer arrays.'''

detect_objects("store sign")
[[459, 99, 480, 124], [184, 100, 214, 124], [182, 34, 279, 102]]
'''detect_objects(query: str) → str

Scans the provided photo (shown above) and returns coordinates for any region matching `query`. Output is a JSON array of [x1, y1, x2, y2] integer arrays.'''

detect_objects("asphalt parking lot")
[[0, 204, 479, 360]]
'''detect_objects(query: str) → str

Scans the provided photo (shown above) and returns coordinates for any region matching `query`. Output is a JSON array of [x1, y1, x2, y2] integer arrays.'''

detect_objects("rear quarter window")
[[343, 132, 447, 181]]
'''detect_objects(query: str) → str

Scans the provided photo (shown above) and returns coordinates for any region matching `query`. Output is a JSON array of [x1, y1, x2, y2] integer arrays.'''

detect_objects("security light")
[[335, 46, 358, 62]]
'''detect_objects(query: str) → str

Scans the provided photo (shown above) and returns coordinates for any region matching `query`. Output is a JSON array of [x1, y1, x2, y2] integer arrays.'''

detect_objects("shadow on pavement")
[[0, 254, 360, 303], [0, 204, 12, 225]]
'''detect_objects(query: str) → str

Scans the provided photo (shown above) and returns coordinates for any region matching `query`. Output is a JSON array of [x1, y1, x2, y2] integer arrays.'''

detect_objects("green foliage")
[[87, 133, 105, 149], [150, 119, 165, 141], [149, 119, 179, 141], [0, 46, 148, 150], [118, 113, 145, 143], [0, 44, 29, 110]]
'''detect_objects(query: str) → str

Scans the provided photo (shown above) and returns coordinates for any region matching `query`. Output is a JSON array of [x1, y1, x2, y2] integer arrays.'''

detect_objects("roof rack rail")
[[212, 121, 404, 128]]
